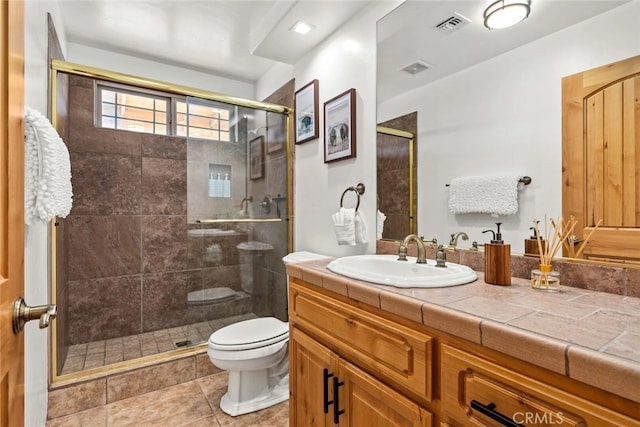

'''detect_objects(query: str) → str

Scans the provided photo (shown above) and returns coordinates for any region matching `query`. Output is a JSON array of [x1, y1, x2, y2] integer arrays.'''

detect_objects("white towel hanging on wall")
[[448, 173, 523, 216], [24, 107, 73, 225]]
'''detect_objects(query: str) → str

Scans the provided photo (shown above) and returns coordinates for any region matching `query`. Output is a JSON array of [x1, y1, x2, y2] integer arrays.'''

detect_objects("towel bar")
[[340, 183, 365, 211], [445, 176, 531, 187]]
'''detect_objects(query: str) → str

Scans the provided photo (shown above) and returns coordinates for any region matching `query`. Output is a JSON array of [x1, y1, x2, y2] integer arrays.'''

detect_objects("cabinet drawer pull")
[[323, 368, 334, 414], [470, 400, 524, 427], [333, 376, 345, 424]]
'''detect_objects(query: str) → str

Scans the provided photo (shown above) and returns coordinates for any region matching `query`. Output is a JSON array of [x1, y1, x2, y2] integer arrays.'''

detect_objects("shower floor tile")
[[61, 313, 257, 375]]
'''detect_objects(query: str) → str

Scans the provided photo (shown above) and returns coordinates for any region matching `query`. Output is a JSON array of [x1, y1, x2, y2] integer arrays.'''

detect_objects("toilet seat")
[[208, 317, 288, 351]]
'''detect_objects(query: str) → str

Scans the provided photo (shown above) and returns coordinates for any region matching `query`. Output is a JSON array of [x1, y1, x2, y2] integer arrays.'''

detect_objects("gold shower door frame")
[[49, 60, 294, 384]]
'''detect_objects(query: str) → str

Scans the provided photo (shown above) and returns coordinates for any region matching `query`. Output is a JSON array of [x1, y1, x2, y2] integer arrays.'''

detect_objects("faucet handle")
[[397, 244, 408, 261], [435, 245, 447, 268]]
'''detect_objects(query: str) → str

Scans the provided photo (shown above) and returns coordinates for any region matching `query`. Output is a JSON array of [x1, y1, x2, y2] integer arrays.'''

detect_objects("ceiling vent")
[[434, 12, 471, 34], [401, 61, 432, 75]]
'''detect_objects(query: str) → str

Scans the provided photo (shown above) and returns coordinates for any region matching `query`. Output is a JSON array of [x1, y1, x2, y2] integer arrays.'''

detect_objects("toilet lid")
[[208, 317, 289, 350]]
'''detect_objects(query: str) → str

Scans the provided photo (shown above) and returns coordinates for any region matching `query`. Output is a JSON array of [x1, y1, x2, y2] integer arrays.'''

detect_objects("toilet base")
[[219, 372, 289, 416]]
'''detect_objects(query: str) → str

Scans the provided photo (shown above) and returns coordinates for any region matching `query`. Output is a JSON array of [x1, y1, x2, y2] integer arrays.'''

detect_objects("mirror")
[[376, 0, 638, 255]]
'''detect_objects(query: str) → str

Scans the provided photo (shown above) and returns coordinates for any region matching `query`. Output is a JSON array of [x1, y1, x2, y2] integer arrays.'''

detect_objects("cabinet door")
[[338, 359, 433, 427], [290, 326, 339, 427]]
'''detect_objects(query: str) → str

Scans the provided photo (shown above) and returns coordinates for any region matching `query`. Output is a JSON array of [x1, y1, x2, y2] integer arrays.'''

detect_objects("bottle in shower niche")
[[215, 173, 224, 197], [223, 173, 231, 198], [208, 171, 217, 198]]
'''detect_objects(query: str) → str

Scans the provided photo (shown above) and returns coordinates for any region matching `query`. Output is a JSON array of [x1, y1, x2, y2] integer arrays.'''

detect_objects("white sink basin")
[[326, 254, 477, 288]]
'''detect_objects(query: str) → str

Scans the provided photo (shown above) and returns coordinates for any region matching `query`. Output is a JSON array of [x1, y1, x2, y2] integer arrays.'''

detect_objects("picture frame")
[[249, 135, 264, 180], [294, 79, 319, 144], [266, 111, 286, 154], [324, 88, 356, 163]]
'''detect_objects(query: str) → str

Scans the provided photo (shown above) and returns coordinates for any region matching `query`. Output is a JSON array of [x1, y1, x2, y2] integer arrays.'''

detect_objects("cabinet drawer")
[[441, 344, 640, 427], [289, 281, 433, 402]]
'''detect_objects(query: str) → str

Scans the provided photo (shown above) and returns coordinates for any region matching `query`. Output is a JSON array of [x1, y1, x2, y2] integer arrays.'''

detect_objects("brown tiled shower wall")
[[56, 75, 289, 372]]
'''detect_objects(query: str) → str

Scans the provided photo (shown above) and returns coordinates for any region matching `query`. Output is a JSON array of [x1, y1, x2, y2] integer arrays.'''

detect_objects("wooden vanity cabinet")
[[288, 277, 640, 427], [290, 327, 433, 426]]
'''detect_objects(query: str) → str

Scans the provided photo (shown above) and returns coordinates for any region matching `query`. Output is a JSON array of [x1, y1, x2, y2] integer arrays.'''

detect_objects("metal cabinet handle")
[[332, 376, 344, 424], [323, 368, 334, 414], [12, 297, 57, 334], [470, 400, 524, 427]]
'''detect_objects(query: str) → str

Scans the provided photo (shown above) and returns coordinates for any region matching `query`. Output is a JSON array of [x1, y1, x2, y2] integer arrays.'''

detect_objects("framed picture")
[[266, 111, 286, 154], [294, 79, 319, 144], [324, 88, 356, 163], [249, 135, 264, 180]]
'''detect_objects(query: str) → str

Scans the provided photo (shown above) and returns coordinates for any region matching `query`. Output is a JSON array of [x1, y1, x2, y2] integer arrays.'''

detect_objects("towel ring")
[[340, 183, 366, 212]]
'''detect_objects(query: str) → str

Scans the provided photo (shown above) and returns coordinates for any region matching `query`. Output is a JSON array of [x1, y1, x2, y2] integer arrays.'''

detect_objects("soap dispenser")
[[482, 222, 511, 286], [524, 222, 543, 257]]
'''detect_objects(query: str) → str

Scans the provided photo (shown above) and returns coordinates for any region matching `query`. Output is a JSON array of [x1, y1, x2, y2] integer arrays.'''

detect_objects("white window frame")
[[95, 81, 235, 142]]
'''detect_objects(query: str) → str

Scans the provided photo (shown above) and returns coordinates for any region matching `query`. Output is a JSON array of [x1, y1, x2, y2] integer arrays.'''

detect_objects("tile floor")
[[45, 371, 289, 426], [62, 314, 257, 375]]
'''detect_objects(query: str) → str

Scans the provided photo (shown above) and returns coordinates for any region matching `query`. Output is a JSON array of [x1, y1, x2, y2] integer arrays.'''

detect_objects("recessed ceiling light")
[[290, 21, 313, 35]]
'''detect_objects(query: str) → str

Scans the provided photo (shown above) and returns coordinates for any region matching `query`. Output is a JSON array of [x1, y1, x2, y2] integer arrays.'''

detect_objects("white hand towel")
[[24, 107, 73, 225], [448, 174, 521, 216], [332, 207, 356, 246], [354, 210, 368, 244], [376, 209, 386, 239]]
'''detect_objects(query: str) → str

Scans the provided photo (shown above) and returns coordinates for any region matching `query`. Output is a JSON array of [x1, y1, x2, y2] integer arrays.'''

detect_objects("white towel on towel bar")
[[448, 174, 522, 216], [24, 107, 73, 225]]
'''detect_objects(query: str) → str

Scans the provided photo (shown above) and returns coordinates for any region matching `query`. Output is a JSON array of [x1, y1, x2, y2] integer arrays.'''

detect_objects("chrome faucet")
[[397, 234, 427, 264], [449, 231, 469, 248]]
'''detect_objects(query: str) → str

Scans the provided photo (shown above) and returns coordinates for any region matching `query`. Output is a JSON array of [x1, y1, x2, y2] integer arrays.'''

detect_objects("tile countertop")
[[286, 258, 640, 404]]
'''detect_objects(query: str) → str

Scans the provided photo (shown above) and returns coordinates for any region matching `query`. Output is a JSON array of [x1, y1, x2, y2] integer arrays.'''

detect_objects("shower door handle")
[[12, 297, 57, 334]]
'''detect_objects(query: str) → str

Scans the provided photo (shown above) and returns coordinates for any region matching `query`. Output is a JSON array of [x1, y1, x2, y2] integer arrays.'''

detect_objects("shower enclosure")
[[50, 61, 292, 381]]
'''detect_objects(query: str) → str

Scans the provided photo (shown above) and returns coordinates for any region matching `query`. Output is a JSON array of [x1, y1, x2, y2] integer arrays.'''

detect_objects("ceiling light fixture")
[[290, 21, 313, 35], [483, 0, 531, 30]]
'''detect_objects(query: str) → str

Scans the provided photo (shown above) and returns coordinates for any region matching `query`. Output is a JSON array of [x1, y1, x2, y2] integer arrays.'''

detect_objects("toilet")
[[207, 250, 331, 416]]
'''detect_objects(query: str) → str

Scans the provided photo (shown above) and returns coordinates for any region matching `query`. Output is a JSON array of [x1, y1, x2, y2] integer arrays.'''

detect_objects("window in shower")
[[175, 100, 231, 142], [97, 83, 169, 135], [96, 82, 234, 143]]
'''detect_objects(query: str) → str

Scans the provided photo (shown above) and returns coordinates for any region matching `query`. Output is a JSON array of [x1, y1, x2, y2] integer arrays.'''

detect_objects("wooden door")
[[563, 55, 640, 264], [338, 359, 432, 427], [0, 0, 25, 425], [289, 327, 337, 427]]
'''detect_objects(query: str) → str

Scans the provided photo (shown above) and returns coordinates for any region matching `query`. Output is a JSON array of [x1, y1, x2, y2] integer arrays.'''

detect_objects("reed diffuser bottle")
[[531, 264, 560, 292], [531, 217, 566, 292]]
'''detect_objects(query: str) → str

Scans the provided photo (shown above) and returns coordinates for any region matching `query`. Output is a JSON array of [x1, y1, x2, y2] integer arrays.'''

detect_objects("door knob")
[[12, 297, 57, 334]]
